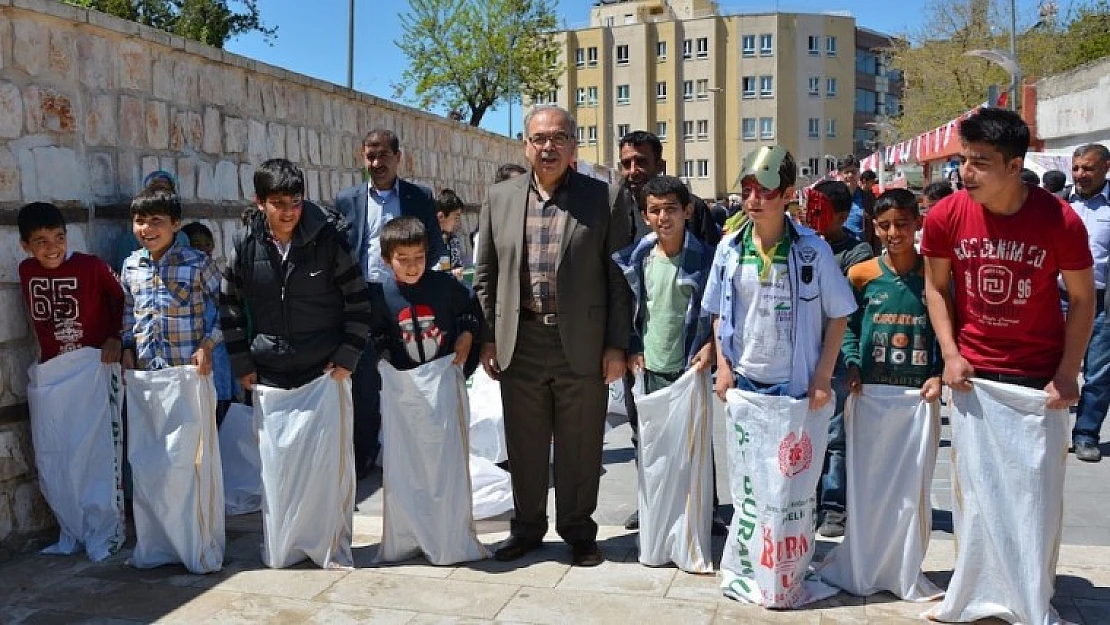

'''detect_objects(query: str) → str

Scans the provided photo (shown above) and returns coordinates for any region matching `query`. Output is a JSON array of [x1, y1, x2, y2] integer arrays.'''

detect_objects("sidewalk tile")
[[13, 576, 213, 622], [497, 587, 716, 624], [714, 600, 821, 624], [351, 548, 463, 579], [154, 589, 246, 623], [556, 557, 677, 597], [863, 593, 940, 620], [1057, 570, 1110, 601], [664, 570, 722, 603], [308, 602, 417, 624], [448, 552, 572, 588], [1075, 598, 1110, 624], [1, 608, 143, 624], [190, 594, 325, 623], [208, 565, 349, 600], [407, 616, 528, 625], [319, 571, 519, 619]]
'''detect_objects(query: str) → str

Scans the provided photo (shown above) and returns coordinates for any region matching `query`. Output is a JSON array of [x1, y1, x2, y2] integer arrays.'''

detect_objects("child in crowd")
[[182, 221, 237, 423], [111, 171, 190, 272], [369, 216, 479, 370], [436, 189, 467, 280]]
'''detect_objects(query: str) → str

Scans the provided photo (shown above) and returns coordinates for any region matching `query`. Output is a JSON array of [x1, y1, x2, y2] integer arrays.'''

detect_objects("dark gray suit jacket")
[[473, 169, 633, 376]]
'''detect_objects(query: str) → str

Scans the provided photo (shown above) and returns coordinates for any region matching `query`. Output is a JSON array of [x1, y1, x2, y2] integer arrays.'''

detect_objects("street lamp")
[[962, 0, 1021, 110], [507, 32, 518, 138], [346, 0, 355, 89], [866, 120, 897, 192]]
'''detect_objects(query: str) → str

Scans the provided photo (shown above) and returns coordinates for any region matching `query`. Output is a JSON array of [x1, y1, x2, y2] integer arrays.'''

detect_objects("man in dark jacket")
[[221, 158, 372, 390]]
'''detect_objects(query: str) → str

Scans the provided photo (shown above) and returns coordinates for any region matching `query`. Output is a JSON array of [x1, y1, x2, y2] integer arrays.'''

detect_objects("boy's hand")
[[808, 376, 833, 410], [240, 372, 257, 391], [192, 346, 212, 376], [922, 376, 942, 401], [714, 366, 734, 402], [942, 354, 976, 392], [452, 332, 474, 365], [846, 365, 862, 395], [480, 343, 501, 380], [1045, 374, 1080, 410], [101, 338, 122, 364], [325, 363, 352, 382], [627, 353, 645, 375], [690, 344, 713, 372], [602, 348, 626, 384]]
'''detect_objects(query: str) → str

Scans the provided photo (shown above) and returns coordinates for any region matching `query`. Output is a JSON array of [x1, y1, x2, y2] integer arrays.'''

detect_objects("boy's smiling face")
[[133, 212, 180, 260], [873, 207, 920, 255], [387, 243, 427, 285], [643, 193, 690, 248], [21, 226, 67, 270]]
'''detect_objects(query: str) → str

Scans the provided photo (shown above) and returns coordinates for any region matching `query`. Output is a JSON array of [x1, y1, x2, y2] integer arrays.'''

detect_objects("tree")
[[1065, 0, 1110, 67], [65, 0, 275, 48], [395, 0, 562, 127]]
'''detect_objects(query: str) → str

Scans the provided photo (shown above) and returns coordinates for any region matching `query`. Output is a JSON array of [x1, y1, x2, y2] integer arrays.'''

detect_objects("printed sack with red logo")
[[720, 389, 837, 607]]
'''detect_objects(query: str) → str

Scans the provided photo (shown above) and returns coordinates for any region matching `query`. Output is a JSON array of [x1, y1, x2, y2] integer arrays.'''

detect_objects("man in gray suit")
[[473, 106, 632, 567]]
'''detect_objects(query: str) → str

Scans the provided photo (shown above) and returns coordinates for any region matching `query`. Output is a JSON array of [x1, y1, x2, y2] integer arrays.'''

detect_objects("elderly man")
[[473, 105, 632, 567], [1067, 143, 1110, 462]]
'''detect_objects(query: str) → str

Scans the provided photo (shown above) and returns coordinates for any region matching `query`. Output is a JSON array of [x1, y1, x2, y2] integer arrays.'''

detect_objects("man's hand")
[[942, 354, 976, 392], [325, 363, 352, 382], [846, 364, 862, 395], [100, 338, 122, 364], [690, 343, 713, 372], [239, 372, 258, 391], [480, 342, 501, 380], [922, 376, 943, 402], [602, 348, 626, 385], [453, 332, 474, 365], [120, 349, 135, 377], [192, 345, 212, 376], [1045, 373, 1080, 410], [627, 353, 645, 375], [714, 366, 734, 402], [808, 376, 833, 410]]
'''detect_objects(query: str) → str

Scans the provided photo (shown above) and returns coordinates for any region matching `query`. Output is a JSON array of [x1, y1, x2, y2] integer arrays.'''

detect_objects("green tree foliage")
[[395, 0, 562, 127], [887, 0, 1110, 136], [65, 0, 275, 48]]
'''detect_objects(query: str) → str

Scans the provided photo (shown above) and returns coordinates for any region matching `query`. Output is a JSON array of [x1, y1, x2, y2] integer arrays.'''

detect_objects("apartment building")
[[854, 27, 905, 158], [526, 0, 865, 199]]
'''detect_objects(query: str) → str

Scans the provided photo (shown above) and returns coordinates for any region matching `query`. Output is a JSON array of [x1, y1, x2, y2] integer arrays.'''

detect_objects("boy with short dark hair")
[[436, 189, 467, 279], [811, 180, 873, 272]]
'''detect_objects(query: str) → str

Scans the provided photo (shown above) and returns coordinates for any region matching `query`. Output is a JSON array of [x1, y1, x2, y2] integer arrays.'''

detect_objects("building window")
[[696, 79, 709, 100], [826, 36, 837, 56], [616, 44, 629, 65], [697, 159, 709, 178], [759, 34, 773, 56], [605, 16, 614, 27], [683, 80, 694, 101], [683, 160, 695, 178], [827, 118, 837, 138], [624, 13, 634, 24], [587, 46, 598, 67], [548, 51, 558, 68], [808, 118, 820, 139], [742, 76, 756, 98], [548, 89, 557, 103], [683, 120, 695, 141], [656, 40, 667, 60], [808, 77, 820, 96], [696, 119, 709, 140], [656, 81, 667, 100], [759, 75, 774, 98], [808, 157, 820, 176], [760, 117, 774, 140], [588, 125, 598, 144], [742, 35, 756, 57], [656, 121, 667, 141], [587, 86, 598, 106], [575, 88, 586, 106], [616, 84, 630, 105], [575, 48, 585, 68], [696, 37, 709, 58], [826, 77, 837, 97], [742, 117, 756, 140], [807, 36, 820, 55], [683, 39, 693, 59], [617, 123, 630, 139], [576, 126, 585, 145]]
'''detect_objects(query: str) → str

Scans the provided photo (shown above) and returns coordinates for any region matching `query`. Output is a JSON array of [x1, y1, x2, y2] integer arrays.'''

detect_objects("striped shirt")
[[121, 243, 222, 370], [522, 177, 569, 314]]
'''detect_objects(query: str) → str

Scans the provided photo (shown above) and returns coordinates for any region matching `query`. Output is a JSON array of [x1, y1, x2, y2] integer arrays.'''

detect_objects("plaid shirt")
[[522, 177, 568, 314], [121, 242, 222, 370]]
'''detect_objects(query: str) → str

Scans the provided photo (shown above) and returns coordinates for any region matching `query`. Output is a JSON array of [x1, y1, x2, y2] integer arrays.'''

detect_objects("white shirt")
[[1068, 180, 1110, 290]]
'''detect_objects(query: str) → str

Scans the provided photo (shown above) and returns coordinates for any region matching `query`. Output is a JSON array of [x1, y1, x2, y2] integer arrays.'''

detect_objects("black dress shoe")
[[571, 541, 603, 567], [494, 536, 543, 561]]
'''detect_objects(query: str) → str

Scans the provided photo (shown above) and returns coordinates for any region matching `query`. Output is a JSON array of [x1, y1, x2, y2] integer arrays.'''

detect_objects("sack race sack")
[[607, 379, 628, 417], [254, 375, 356, 569], [817, 385, 944, 601], [125, 366, 224, 573], [720, 389, 838, 607], [466, 368, 508, 464], [634, 368, 714, 573], [925, 379, 1069, 625], [218, 403, 262, 515], [469, 455, 514, 520], [377, 358, 489, 565], [26, 347, 125, 562]]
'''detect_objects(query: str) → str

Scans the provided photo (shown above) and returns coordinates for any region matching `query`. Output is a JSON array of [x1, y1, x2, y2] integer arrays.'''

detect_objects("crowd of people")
[[14, 102, 1110, 620]]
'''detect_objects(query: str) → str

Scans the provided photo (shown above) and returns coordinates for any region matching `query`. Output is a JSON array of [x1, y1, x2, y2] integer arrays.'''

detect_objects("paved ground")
[[2, 403, 1109, 624]]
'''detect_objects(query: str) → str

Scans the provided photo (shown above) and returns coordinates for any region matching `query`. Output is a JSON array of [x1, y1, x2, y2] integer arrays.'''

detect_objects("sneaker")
[[624, 510, 639, 530], [1075, 441, 1102, 462], [818, 511, 846, 538]]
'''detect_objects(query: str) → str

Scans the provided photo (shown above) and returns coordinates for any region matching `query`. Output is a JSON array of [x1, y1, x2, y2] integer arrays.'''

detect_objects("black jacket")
[[612, 180, 722, 247], [220, 201, 372, 384]]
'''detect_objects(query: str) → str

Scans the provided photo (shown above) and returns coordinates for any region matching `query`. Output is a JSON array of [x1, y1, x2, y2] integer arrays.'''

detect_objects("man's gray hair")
[[1074, 143, 1110, 162], [523, 105, 577, 140]]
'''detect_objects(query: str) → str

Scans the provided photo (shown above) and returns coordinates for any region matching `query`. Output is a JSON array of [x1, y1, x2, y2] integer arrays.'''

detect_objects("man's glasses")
[[527, 132, 572, 148], [740, 183, 782, 200]]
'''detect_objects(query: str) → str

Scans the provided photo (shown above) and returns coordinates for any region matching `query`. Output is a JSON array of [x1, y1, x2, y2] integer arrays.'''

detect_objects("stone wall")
[[0, 0, 523, 556], [1035, 56, 1110, 151]]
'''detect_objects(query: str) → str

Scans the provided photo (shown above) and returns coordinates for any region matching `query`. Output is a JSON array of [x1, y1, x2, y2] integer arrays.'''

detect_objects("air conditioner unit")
[[800, 166, 812, 177]]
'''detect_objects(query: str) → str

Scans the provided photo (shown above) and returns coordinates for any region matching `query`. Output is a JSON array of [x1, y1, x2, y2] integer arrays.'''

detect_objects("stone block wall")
[[0, 0, 524, 556]]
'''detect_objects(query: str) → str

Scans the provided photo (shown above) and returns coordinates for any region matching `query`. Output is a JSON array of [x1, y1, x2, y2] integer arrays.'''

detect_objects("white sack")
[[720, 389, 838, 607], [377, 358, 489, 565], [470, 455, 514, 520], [26, 347, 125, 562], [218, 403, 262, 515], [925, 379, 1069, 625], [634, 368, 714, 573], [817, 385, 944, 601], [254, 375, 356, 569], [607, 379, 628, 417], [125, 366, 224, 574], [466, 368, 507, 464]]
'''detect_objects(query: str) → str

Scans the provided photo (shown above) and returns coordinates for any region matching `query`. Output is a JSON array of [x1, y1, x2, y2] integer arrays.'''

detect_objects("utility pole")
[[346, 0, 355, 89]]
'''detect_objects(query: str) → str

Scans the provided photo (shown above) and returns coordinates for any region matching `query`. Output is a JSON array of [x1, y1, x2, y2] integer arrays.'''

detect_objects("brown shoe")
[[571, 541, 603, 567], [494, 535, 543, 561]]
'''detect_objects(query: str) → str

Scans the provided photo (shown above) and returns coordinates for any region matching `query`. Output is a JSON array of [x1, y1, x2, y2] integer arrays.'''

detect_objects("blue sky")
[[225, 0, 997, 136]]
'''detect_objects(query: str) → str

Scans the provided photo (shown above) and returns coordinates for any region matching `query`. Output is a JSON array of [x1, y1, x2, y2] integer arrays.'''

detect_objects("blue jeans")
[[1075, 298, 1110, 446], [733, 374, 793, 397], [819, 362, 850, 516]]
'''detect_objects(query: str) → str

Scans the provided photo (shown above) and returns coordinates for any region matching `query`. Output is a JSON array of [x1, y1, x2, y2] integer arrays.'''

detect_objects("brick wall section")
[[0, 0, 525, 556]]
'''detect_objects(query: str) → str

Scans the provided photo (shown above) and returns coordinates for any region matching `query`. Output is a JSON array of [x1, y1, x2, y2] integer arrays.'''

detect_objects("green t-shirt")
[[643, 248, 691, 374], [842, 256, 938, 387]]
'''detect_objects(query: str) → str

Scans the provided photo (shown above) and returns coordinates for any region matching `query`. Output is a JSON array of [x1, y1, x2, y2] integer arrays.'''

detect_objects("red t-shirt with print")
[[920, 186, 1092, 378], [19, 252, 125, 362]]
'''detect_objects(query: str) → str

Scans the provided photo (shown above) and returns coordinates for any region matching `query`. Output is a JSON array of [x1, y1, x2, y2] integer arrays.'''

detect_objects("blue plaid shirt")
[[121, 242, 222, 370]]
